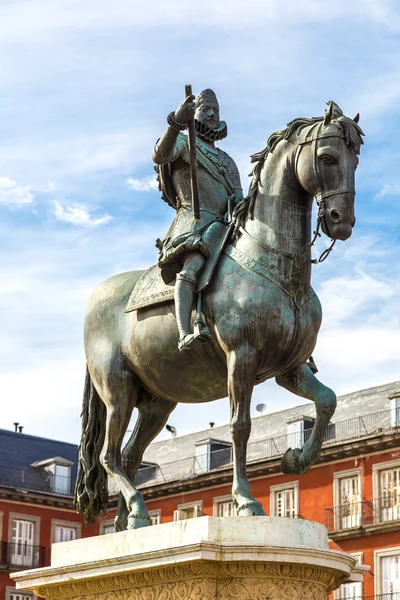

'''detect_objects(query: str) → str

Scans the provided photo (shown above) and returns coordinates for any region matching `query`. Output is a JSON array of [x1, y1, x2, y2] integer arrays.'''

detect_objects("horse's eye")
[[320, 155, 336, 166]]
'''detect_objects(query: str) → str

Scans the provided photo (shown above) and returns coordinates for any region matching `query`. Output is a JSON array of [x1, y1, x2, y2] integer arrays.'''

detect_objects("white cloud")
[[375, 184, 392, 200], [53, 201, 113, 227], [126, 175, 158, 192], [0, 177, 34, 206]]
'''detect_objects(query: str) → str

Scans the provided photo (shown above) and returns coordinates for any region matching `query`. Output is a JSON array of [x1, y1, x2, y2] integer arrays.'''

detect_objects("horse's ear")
[[324, 101, 333, 125], [353, 113, 360, 123]]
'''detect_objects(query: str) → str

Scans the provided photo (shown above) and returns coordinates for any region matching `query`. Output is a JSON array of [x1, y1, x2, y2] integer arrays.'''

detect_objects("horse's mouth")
[[322, 219, 353, 241]]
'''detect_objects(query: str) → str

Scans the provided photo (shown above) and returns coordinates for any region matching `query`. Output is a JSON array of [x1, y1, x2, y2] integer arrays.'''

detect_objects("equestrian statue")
[[74, 89, 364, 531]]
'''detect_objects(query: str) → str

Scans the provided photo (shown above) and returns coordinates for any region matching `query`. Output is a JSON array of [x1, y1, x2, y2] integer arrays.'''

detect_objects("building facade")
[[0, 429, 99, 600], [1, 381, 400, 600]]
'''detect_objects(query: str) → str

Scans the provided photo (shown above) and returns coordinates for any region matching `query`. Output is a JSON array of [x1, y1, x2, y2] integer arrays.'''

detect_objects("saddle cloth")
[[126, 221, 232, 313]]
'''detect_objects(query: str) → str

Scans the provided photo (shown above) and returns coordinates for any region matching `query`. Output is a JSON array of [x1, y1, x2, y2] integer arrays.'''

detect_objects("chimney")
[[13, 422, 19, 432], [18, 426, 24, 433], [209, 422, 215, 428]]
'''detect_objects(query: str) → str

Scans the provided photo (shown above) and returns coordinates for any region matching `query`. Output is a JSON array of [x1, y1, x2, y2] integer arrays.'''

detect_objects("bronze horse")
[[75, 102, 364, 530]]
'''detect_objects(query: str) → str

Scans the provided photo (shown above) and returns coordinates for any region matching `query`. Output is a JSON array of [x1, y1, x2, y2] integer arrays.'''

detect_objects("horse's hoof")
[[237, 501, 265, 516], [281, 448, 306, 475], [114, 515, 126, 532], [127, 514, 151, 529]]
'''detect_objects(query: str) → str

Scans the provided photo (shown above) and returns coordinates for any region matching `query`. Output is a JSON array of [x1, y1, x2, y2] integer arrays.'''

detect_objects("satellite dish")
[[256, 403, 267, 414]]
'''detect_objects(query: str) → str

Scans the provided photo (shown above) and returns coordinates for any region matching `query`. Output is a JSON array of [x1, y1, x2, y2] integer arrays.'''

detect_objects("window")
[[334, 470, 361, 530], [149, 510, 161, 525], [174, 502, 202, 521], [6, 588, 34, 600], [286, 418, 314, 448], [335, 553, 363, 600], [379, 467, 400, 522], [31, 457, 72, 495], [134, 462, 158, 486], [193, 439, 232, 474], [53, 465, 71, 494], [375, 549, 400, 596], [270, 482, 299, 518], [213, 495, 235, 517], [51, 520, 81, 544], [373, 461, 400, 523], [390, 394, 400, 427], [100, 521, 115, 535], [8, 514, 40, 569]]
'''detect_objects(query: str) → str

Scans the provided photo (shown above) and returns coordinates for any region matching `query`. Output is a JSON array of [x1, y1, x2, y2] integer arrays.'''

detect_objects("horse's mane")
[[247, 103, 365, 199]]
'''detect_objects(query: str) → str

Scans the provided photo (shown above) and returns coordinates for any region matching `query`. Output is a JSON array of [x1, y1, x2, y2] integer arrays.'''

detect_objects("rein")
[[238, 122, 354, 265]]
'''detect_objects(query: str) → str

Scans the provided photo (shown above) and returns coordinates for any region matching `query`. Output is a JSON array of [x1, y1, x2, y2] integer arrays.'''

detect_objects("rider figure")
[[153, 89, 243, 351]]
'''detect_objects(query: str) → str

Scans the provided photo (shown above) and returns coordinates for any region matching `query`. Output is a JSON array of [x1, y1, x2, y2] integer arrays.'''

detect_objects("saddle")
[[126, 221, 231, 313]]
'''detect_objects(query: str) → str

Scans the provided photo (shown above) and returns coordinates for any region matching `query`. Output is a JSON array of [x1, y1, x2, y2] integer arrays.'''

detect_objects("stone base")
[[12, 517, 368, 600]]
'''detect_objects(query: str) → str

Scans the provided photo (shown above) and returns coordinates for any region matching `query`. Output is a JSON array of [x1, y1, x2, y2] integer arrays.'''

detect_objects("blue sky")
[[0, 0, 399, 444]]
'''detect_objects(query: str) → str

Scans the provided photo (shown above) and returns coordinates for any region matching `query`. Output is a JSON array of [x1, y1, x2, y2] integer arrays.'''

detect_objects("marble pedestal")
[[12, 517, 367, 600]]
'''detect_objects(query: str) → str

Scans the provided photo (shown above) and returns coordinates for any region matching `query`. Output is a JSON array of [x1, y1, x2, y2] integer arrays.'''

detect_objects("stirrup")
[[193, 319, 211, 343]]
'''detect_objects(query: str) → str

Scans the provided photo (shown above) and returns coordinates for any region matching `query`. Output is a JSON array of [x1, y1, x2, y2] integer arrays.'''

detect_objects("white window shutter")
[[193, 505, 201, 517], [173, 510, 181, 521]]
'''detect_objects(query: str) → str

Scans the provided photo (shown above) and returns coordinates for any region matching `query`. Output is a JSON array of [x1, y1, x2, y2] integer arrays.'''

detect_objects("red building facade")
[[1, 380, 400, 600]]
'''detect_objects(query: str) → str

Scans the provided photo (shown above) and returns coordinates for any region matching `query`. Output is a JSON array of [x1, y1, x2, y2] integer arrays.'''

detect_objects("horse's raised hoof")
[[127, 514, 151, 529], [281, 448, 307, 475], [237, 500, 265, 516]]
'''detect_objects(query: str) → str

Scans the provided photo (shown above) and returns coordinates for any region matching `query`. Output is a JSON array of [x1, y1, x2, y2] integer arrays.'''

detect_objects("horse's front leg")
[[276, 363, 336, 475], [228, 345, 265, 516]]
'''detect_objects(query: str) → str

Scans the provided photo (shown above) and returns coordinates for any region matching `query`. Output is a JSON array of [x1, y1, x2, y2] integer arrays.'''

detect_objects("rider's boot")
[[175, 274, 211, 351], [175, 274, 197, 351]]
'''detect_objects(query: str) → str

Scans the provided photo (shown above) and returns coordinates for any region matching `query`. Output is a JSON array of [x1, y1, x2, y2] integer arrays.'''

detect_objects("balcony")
[[132, 407, 400, 490], [0, 465, 73, 496], [325, 496, 400, 537], [0, 541, 50, 570]]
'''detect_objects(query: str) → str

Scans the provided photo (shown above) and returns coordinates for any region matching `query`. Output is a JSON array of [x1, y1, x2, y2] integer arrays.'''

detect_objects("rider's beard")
[[194, 119, 228, 142]]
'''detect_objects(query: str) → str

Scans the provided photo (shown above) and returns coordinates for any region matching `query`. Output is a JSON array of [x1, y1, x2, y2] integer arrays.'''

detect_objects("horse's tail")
[[74, 365, 108, 525]]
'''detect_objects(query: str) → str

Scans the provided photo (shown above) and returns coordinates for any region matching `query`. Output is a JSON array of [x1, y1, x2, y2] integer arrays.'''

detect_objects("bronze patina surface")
[[75, 97, 364, 531]]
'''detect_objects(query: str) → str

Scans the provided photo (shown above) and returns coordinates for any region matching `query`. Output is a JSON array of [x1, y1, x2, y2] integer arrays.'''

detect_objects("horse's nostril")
[[330, 209, 341, 223]]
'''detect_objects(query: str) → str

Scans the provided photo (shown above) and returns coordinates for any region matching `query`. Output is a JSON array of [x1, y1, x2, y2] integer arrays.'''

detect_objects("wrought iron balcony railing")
[[325, 496, 400, 532], [0, 465, 72, 496], [0, 541, 50, 569], [133, 407, 400, 488]]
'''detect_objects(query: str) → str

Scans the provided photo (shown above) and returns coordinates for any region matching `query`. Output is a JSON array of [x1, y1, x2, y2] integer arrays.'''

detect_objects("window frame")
[[51, 519, 81, 544], [174, 501, 203, 521], [148, 509, 161, 525], [333, 468, 362, 530], [99, 520, 115, 535], [373, 459, 400, 523], [6, 586, 35, 600], [8, 512, 40, 547], [213, 494, 235, 517], [374, 547, 400, 595], [270, 481, 299, 518], [334, 552, 363, 599]]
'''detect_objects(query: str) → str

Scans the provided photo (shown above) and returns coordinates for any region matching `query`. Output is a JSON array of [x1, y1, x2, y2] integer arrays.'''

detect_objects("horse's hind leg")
[[228, 346, 265, 516], [115, 392, 177, 531], [276, 363, 336, 475], [98, 368, 150, 529]]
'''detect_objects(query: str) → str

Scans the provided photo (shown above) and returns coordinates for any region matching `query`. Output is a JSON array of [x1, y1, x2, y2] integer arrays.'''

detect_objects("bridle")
[[294, 121, 356, 263]]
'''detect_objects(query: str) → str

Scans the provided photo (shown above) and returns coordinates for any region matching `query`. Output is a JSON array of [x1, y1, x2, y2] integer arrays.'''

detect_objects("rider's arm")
[[229, 158, 244, 202], [152, 95, 195, 165]]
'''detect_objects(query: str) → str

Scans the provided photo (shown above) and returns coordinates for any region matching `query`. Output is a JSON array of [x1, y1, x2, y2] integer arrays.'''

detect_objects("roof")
[[142, 380, 400, 468], [0, 428, 78, 481]]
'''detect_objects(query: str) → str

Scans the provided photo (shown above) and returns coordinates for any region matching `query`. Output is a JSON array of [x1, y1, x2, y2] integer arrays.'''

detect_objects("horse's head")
[[295, 101, 364, 241]]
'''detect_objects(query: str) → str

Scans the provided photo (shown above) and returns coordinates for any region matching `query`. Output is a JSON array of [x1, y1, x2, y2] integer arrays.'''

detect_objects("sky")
[[0, 0, 399, 445]]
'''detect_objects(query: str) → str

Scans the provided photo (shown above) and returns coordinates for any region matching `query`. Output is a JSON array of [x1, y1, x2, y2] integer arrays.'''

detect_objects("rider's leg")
[[176, 251, 208, 351]]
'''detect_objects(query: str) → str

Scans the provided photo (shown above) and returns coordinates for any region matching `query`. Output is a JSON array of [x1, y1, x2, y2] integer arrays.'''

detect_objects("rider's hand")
[[174, 95, 196, 125]]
